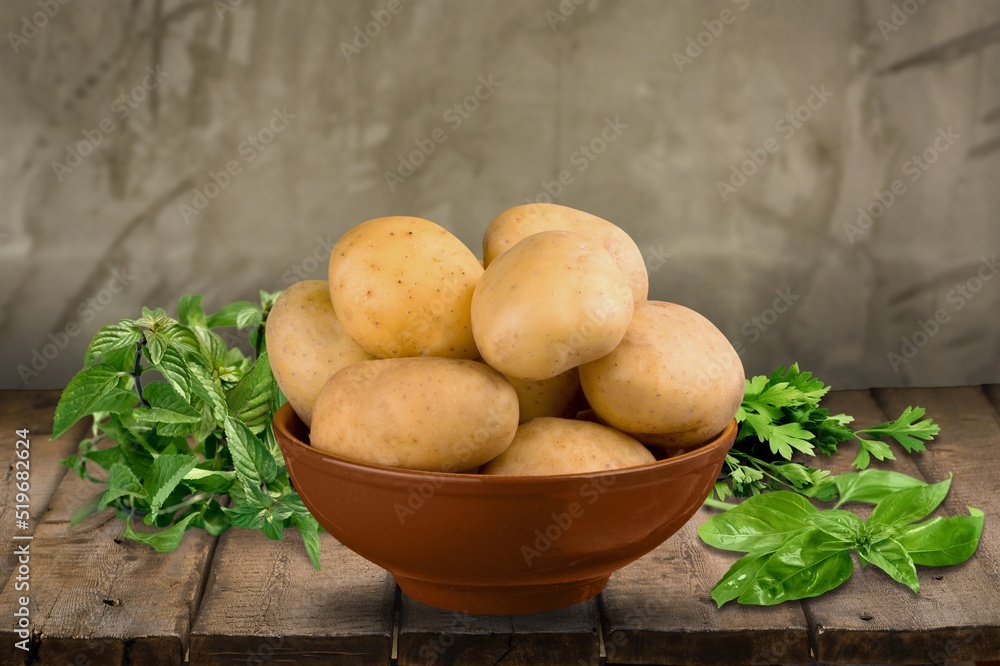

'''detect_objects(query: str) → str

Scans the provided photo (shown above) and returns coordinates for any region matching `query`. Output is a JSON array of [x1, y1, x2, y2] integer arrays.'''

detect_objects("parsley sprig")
[[54, 291, 322, 568], [717, 364, 941, 501]]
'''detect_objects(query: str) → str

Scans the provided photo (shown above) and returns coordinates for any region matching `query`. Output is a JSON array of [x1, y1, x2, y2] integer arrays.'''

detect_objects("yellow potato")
[[579, 300, 745, 449], [328, 216, 483, 359], [267, 280, 374, 427], [481, 417, 655, 475], [505, 368, 582, 423], [472, 230, 634, 381], [483, 203, 649, 302], [311, 357, 519, 472]]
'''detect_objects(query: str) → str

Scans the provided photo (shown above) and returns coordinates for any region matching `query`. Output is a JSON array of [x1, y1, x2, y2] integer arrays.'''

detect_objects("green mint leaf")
[[858, 406, 940, 454], [122, 512, 198, 553], [225, 352, 274, 432], [134, 383, 202, 428], [261, 515, 286, 541], [859, 537, 919, 593], [151, 344, 192, 401], [697, 491, 817, 553], [161, 323, 202, 356], [851, 436, 896, 470], [224, 416, 278, 485], [896, 507, 984, 566], [291, 513, 322, 570], [199, 500, 230, 536], [205, 301, 258, 328], [84, 446, 123, 471], [223, 503, 267, 529], [183, 467, 237, 494], [52, 364, 128, 439], [144, 331, 167, 365], [834, 469, 926, 508], [869, 476, 952, 530], [101, 462, 146, 509], [71, 491, 105, 525], [177, 295, 206, 327], [807, 510, 864, 543], [737, 528, 854, 606], [711, 550, 771, 607], [188, 363, 228, 423], [84, 322, 143, 366], [145, 454, 200, 515]]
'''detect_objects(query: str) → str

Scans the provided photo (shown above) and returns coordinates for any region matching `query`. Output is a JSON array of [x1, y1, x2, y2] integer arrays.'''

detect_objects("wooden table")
[[1, 387, 999, 666]]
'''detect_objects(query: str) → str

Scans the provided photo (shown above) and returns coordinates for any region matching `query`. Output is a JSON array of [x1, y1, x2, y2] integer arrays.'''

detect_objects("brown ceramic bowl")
[[274, 403, 736, 615]]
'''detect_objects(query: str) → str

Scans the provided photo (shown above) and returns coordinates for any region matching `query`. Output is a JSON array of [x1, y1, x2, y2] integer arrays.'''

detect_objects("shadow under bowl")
[[273, 403, 736, 615]]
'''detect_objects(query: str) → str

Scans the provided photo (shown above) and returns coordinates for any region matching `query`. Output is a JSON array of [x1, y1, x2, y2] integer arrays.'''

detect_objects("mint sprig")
[[55, 291, 323, 568]]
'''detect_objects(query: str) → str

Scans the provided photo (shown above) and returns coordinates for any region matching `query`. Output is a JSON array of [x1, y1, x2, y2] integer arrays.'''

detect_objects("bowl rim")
[[273, 402, 738, 484]]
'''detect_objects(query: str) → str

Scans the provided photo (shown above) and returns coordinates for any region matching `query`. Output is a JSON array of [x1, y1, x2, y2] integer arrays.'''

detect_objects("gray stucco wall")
[[1, 0, 998, 390]]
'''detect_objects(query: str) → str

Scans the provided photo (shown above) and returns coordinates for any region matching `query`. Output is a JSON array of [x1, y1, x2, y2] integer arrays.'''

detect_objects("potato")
[[267, 280, 374, 427], [310, 357, 519, 472], [481, 417, 655, 475], [506, 368, 582, 423], [472, 230, 634, 381], [328, 216, 483, 359], [483, 203, 649, 302], [579, 300, 745, 449]]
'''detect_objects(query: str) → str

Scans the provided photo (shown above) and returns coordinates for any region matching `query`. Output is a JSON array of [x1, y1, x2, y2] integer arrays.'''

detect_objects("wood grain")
[[599, 511, 812, 666], [396, 595, 599, 666], [189, 531, 395, 666], [0, 390, 85, 589], [0, 470, 216, 665]]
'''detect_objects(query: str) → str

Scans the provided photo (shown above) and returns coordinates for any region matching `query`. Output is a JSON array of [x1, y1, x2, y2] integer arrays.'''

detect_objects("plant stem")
[[703, 496, 735, 511], [132, 337, 150, 407], [160, 492, 213, 515]]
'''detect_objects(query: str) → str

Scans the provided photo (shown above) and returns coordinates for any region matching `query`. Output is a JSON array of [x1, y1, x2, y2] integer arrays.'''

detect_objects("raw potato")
[[481, 417, 656, 475], [267, 280, 374, 427], [472, 230, 634, 381], [579, 300, 745, 449], [328, 216, 483, 359], [483, 203, 649, 302], [311, 357, 519, 472], [506, 368, 582, 423]]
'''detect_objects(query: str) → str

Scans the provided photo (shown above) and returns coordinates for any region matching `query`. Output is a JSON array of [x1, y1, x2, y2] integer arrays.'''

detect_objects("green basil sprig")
[[699, 473, 984, 606]]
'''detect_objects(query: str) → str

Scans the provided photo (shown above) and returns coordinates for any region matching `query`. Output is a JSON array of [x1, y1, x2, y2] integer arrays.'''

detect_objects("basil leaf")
[[737, 529, 854, 606], [698, 491, 817, 553], [859, 537, 919, 593], [807, 510, 864, 543], [869, 476, 951, 529], [834, 469, 926, 508], [710, 551, 771, 607], [896, 507, 984, 566]]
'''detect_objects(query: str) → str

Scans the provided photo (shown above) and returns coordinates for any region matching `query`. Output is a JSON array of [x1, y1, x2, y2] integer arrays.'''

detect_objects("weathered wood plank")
[[189, 531, 394, 666], [984, 384, 1000, 416], [0, 390, 84, 589], [599, 510, 811, 666], [858, 386, 1000, 663], [396, 595, 599, 666], [0, 469, 216, 666]]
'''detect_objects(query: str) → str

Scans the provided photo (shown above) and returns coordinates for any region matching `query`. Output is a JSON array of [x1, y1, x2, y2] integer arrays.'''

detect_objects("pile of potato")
[[268, 204, 745, 475]]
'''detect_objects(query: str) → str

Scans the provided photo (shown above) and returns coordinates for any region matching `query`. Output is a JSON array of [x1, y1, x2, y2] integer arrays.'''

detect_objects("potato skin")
[[481, 417, 655, 475], [267, 280, 374, 427], [579, 301, 745, 449], [328, 216, 483, 359], [483, 203, 649, 302], [505, 368, 582, 423], [472, 230, 634, 381], [310, 358, 519, 472]]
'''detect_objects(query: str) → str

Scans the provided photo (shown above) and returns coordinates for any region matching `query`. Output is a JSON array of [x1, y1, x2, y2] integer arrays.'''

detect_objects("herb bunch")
[[700, 471, 984, 606], [716, 364, 941, 502], [54, 292, 322, 568]]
